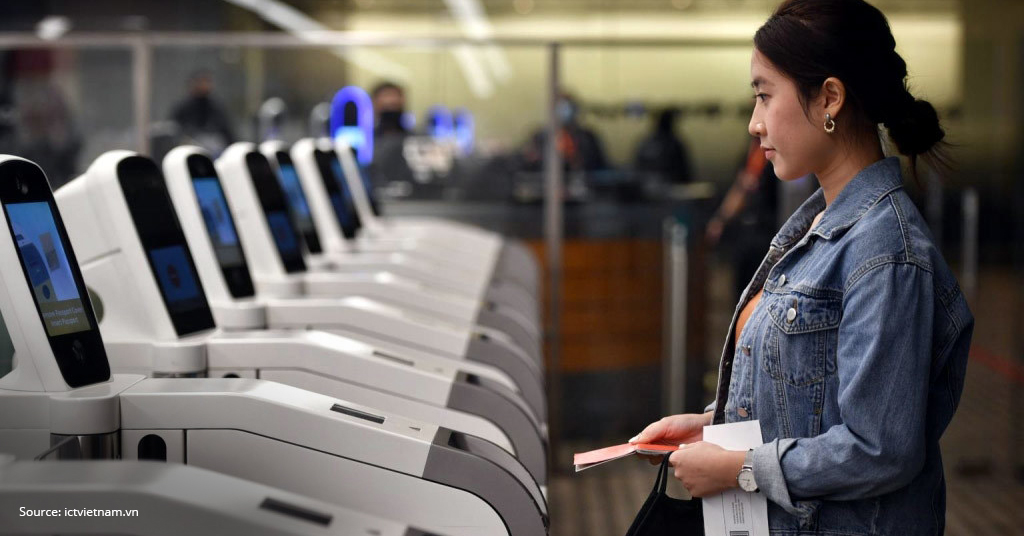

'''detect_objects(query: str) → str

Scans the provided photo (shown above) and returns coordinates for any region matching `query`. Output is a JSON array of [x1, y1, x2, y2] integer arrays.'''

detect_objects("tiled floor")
[[548, 265, 1024, 535]]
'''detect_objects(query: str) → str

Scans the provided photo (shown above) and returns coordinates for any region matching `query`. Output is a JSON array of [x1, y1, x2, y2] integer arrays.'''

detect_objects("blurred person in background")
[[369, 80, 415, 186], [371, 80, 410, 140], [3, 50, 81, 189], [633, 107, 693, 185], [521, 92, 609, 174], [706, 137, 780, 301], [631, 1, 974, 534], [169, 70, 236, 155]]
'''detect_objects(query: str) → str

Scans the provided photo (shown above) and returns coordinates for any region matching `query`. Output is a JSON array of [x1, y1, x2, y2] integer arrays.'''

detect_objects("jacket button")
[[737, 407, 749, 418], [786, 308, 797, 323], [779, 274, 787, 286], [742, 345, 751, 356]]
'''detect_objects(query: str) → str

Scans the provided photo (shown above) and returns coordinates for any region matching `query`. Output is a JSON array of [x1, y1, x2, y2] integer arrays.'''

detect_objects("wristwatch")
[[737, 449, 759, 493]]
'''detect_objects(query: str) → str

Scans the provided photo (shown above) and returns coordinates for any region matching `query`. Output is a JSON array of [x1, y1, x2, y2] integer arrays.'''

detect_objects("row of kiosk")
[[0, 89, 548, 535]]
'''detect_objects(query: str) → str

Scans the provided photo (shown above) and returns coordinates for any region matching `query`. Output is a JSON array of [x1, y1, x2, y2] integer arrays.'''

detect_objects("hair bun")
[[885, 98, 944, 156]]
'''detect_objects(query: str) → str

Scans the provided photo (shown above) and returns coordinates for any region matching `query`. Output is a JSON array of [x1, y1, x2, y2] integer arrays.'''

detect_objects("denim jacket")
[[708, 157, 974, 535]]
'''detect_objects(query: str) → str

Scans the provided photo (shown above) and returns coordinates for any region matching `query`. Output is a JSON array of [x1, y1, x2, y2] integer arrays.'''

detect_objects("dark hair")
[[371, 81, 404, 99], [753, 0, 946, 173]]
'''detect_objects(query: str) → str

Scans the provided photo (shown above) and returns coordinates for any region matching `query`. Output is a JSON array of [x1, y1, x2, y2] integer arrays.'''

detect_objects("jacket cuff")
[[751, 438, 821, 522], [704, 400, 716, 414]]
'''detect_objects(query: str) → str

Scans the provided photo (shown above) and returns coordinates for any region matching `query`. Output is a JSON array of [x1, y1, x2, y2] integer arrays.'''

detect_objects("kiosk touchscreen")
[[274, 151, 322, 255], [187, 153, 256, 299], [245, 153, 307, 274], [0, 158, 108, 387], [313, 147, 359, 239], [118, 157, 217, 337]]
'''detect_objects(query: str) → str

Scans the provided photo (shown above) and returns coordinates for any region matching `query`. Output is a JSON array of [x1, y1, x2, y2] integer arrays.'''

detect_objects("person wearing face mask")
[[521, 92, 609, 174], [369, 81, 416, 186], [630, 1, 974, 534], [169, 70, 236, 155], [371, 81, 409, 139]]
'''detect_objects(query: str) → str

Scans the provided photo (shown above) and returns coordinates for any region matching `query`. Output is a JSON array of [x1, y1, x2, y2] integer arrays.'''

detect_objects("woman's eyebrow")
[[751, 77, 769, 89]]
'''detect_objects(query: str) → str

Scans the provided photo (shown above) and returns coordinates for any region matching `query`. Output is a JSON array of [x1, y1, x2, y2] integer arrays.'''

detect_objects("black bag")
[[625, 456, 705, 536]]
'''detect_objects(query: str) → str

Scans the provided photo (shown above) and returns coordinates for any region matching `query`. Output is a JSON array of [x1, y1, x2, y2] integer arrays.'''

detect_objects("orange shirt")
[[735, 288, 764, 347], [735, 212, 823, 346]]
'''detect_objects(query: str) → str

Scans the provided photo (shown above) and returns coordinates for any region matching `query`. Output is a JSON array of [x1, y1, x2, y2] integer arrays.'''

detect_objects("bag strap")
[[656, 455, 670, 494]]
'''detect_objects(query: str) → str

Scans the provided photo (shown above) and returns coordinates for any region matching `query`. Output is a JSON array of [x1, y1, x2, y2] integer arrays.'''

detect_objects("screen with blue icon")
[[147, 245, 205, 314], [192, 177, 245, 268], [6, 201, 90, 336]]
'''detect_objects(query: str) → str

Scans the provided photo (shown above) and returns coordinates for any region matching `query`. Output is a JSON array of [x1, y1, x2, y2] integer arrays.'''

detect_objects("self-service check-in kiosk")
[[292, 135, 540, 326], [56, 149, 546, 487], [213, 143, 547, 427], [331, 139, 541, 346], [161, 146, 547, 485], [327, 87, 539, 298], [262, 139, 541, 363], [0, 155, 548, 535]]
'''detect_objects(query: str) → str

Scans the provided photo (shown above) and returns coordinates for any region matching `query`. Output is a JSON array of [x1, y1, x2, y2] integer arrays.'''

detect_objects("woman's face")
[[748, 48, 831, 180]]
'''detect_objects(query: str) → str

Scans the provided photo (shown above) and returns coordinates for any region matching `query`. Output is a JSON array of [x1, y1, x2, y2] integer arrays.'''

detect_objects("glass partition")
[[0, 47, 133, 189]]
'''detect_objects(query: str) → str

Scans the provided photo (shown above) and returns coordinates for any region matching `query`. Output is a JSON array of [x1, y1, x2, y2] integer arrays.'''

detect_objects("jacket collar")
[[771, 157, 904, 247]]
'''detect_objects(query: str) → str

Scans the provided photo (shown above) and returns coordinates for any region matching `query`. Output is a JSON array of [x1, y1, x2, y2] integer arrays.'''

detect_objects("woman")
[[630, 0, 974, 534]]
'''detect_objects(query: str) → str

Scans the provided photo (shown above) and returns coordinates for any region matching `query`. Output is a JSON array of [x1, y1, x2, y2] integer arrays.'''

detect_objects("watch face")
[[738, 469, 758, 492]]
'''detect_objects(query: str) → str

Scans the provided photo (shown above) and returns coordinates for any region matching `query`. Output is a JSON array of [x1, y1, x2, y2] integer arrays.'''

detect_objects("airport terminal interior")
[[0, 0, 1022, 534]]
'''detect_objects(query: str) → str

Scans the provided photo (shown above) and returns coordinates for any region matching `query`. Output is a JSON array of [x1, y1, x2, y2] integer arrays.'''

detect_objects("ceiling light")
[[36, 16, 71, 41]]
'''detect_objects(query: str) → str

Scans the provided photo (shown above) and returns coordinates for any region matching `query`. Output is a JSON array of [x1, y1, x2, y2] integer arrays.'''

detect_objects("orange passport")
[[573, 442, 678, 472]]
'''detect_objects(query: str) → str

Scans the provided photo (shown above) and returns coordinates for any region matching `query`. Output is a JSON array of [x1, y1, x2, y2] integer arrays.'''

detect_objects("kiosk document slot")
[[1, 154, 549, 535]]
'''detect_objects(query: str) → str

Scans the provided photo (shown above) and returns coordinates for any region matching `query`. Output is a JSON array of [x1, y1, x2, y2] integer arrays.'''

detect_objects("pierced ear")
[[821, 77, 846, 118]]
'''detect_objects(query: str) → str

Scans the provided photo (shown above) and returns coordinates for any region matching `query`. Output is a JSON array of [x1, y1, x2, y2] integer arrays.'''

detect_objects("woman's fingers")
[[629, 418, 665, 444]]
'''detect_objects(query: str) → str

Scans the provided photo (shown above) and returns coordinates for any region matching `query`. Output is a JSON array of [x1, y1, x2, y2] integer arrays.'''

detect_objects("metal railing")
[[662, 218, 689, 416]]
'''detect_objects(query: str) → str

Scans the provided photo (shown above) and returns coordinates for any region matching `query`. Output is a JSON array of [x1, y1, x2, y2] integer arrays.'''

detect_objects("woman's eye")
[[754, 93, 768, 102]]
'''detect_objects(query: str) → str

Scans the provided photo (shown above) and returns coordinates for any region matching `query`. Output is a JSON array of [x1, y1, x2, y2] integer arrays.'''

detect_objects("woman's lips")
[[764, 148, 776, 159]]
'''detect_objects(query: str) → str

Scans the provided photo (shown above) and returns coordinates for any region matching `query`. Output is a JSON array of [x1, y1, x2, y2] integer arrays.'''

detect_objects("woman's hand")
[[630, 412, 712, 465], [668, 442, 746, 498]]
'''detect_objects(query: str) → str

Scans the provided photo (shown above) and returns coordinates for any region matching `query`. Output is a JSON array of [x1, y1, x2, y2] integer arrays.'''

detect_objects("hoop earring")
[[824, 113, 836, 134]]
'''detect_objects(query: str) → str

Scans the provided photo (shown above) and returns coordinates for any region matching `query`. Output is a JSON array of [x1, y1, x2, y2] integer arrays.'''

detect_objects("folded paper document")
[[573, 442, 678, 472]]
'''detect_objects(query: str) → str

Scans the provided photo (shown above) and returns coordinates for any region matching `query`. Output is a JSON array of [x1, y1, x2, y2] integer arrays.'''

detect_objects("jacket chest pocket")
[[761, 291, 841, 386]]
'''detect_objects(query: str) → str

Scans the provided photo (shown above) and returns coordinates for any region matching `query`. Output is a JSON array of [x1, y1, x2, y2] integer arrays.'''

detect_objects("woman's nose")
[[748, 119, 764, 139]]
